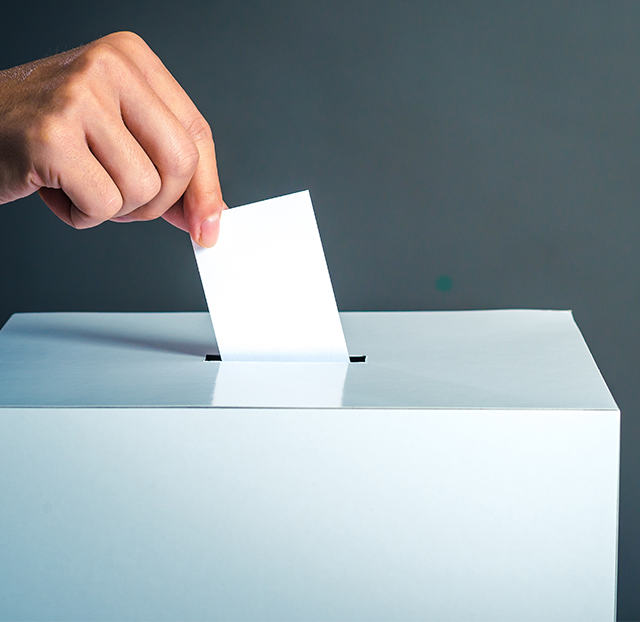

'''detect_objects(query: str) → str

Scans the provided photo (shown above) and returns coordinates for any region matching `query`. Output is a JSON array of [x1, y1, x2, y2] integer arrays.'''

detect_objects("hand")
[[0, 31, 225, 247]]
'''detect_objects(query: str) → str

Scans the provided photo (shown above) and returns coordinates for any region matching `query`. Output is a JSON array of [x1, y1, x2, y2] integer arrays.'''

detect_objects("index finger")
[[164, 114, 227, 248], [105, 32, 226, 246]]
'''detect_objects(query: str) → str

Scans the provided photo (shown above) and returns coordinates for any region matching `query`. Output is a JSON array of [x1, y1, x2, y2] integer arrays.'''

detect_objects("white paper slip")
[[192, 190, 349, 362]]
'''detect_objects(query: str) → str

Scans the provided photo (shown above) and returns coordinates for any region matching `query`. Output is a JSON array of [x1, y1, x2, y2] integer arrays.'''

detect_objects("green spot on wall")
[[436, 275, 452, 292]]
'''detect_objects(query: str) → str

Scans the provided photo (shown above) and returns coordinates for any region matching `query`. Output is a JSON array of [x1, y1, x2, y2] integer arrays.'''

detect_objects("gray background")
[[0, 1, 637, 618]]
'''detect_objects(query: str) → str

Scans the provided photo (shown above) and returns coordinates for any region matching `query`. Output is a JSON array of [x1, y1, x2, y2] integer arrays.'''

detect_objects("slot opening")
[[204, 353, 366, 363]]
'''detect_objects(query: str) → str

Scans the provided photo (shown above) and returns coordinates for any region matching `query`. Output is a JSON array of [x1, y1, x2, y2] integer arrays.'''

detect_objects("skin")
[[0, 31, 226, 247]]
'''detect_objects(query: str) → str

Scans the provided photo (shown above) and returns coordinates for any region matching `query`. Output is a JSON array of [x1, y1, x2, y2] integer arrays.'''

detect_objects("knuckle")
[[28, 114, 68, 153], [48, 44, 126, 109], [103, 31, 149, 53], [82, 41, 126, 77], [128, 169, 161, 207], [95, 190, 123, 221], [168, 139, 199, 179], [74, 182, 122, 223], [185, 115, 213, 143], [139, 170, 163, 204]]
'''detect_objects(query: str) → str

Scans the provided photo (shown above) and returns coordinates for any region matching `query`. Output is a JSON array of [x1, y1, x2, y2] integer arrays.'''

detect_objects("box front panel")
[[0, 407, 619, 621]]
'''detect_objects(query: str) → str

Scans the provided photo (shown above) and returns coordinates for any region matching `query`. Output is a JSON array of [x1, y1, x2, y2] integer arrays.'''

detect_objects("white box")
[[0, 310, 619, 621]]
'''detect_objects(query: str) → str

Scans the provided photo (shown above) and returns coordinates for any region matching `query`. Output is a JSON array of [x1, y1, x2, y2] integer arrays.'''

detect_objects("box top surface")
[[0, 310, 617, 410]]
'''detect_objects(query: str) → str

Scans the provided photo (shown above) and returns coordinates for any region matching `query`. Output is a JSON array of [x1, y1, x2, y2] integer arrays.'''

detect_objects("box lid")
[[0, 310, 617, 410]]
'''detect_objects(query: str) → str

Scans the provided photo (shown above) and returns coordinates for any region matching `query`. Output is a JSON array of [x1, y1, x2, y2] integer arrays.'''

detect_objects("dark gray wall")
[[1, 1, 638, 617]]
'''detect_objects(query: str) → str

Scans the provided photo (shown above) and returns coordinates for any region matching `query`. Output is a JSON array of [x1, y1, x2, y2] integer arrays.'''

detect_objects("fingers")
[[37, 139, 123, 229], [114, 70, 200, 222], [163, 117, 226, 247], [182, 117, 227, 247], [105, 32, 226, 246], [85, 115, 161, 218]]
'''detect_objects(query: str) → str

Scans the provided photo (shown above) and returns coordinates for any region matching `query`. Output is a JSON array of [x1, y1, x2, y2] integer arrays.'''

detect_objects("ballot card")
[[192, 190, 349, 362]]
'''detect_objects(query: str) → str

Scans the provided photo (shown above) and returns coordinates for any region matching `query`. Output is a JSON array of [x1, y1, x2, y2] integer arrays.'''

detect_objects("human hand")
[[0, 31, 225, 247]]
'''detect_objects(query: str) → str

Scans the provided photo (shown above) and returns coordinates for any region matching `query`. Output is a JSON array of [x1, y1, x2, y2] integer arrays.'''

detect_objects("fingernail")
[[199, 213, 220, 248]]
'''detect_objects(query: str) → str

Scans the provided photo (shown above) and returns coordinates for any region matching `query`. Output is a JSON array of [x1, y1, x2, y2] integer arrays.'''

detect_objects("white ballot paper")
[[192, 190, 350, 362]]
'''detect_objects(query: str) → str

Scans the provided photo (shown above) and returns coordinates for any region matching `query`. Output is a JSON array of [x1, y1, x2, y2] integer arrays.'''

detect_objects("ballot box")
[[0, 310, 619, 621]]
